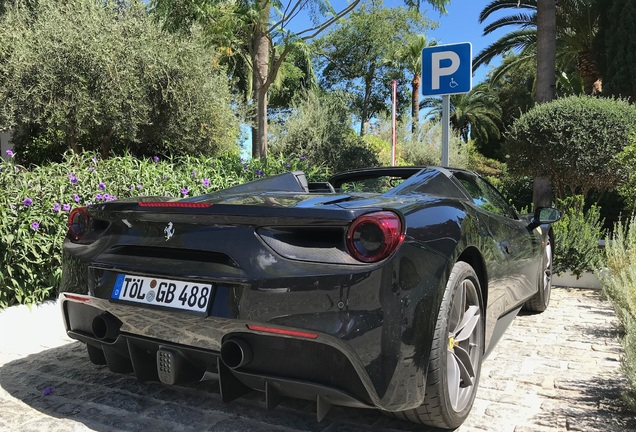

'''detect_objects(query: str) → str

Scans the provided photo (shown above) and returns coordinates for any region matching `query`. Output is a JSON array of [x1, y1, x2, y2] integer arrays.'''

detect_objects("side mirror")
[[535, 207, 561, 224]]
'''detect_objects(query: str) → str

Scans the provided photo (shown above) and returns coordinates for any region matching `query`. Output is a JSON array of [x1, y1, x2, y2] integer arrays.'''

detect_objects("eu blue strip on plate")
[[111, 274, 126, 299]]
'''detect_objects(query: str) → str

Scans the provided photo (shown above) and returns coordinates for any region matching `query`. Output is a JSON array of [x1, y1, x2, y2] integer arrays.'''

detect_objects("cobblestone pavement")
[[0, 287, 634, 432]]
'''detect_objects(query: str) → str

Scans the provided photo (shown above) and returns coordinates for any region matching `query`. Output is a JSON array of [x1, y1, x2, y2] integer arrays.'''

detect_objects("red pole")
[[392, 80, 397, 166]]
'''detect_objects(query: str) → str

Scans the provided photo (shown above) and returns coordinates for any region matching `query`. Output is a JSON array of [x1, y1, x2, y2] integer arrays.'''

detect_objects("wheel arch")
[[456, 247, 488, 309]]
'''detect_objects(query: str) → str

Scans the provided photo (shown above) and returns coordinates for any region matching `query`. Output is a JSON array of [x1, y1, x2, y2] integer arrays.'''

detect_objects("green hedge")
[[553, 195, 605, 277], [0, 151, 327, 309]]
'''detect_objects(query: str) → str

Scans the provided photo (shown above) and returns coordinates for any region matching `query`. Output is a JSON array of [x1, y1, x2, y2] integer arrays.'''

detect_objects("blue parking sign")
[[421, 43, 472, 96]]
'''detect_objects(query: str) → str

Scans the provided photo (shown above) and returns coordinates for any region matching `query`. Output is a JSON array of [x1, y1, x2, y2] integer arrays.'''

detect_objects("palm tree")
[[422, 83, 502, 144], [393, 35, 437, 133], [475, 0, 601, 95]]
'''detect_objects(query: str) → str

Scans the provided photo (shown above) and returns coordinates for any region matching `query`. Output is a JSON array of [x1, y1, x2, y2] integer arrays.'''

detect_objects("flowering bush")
[[0, 151, 327, 308]]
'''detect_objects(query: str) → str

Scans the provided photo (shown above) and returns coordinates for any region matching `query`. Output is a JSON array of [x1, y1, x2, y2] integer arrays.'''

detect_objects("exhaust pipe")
[[220, 338, 253, 369], [92, 313, 122, 342]]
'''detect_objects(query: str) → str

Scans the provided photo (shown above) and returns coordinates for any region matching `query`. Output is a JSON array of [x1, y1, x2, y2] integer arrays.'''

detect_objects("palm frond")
[[473, 28, 536, 69], [483, 13, 536, 35], [479, 0, 537, 23]]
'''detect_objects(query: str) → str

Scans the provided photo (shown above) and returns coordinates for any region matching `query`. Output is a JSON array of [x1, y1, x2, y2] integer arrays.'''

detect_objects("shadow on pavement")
[[0, 342, 434, 432]]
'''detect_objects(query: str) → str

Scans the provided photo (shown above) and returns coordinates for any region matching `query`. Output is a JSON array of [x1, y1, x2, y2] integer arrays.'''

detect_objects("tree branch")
[[294, 0, 362, 40]]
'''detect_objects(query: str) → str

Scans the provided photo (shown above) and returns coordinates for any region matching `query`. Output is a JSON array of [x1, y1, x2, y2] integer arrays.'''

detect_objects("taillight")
[[346, 211, 404, 263], [68, 206, 90, 240]]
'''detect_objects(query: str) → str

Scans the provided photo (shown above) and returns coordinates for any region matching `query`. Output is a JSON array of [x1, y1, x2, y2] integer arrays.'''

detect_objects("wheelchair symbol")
[[449, 78, 459, 89]]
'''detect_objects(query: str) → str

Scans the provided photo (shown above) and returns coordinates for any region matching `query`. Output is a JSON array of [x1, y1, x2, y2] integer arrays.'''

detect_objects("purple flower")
[[53, 203, 61, 213], [5, 149, 14, 157], [255, 169, 264, 177], [62, 204, 71, 212], [181, 188, 188, 196], [201, 178, 210, 187], [98, 182, 106, 190], [192, 170, 197, 177], [73, 194, 80, 203], [153, 156, 159, 163], [285, 162, 291, 169], [31, 221, 39, 230], [128, 185, 134, 190], [243, 163, 248, 170], [68, 172, 78, 184], [103, 194, 111, 200], [86, 201, 93, 206], [162, 175, 167, 180], [88, 167, 95, 172], [91, 157, 98, 164], [299, 156, 307, 161], [137, 184, 143, 190], [23, 198, 33, 207], [95, 194, 103, 201]]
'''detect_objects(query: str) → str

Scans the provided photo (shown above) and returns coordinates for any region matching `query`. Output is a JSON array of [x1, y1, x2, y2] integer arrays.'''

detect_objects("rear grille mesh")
[[107, 245, 239, 268]]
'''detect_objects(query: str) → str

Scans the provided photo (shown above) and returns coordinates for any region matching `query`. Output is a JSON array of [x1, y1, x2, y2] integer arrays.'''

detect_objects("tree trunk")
[[533, 0, 557, 209], [67, 131, 79, 154], [411, 74, 420, 134], [536, 0, 556, 104], [251, 1, 270, 160], [577, 51, 602, 95], [100, 129, 115, 159]]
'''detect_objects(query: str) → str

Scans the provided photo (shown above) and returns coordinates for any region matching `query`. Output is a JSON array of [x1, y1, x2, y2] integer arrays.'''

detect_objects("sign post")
[[421, 42, 472, 166]]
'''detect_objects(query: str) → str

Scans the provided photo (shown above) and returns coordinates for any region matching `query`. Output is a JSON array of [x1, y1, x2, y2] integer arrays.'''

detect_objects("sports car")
[[59, 166, 560, 429]]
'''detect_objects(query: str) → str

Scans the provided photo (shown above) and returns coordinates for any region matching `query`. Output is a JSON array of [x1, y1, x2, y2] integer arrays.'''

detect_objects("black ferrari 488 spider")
[[60, 166, 560, 429]]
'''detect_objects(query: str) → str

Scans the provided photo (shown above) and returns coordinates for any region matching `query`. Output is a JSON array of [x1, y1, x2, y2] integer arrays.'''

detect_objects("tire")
[[523, 235, 553, 313], [395, 261, 485, 430]]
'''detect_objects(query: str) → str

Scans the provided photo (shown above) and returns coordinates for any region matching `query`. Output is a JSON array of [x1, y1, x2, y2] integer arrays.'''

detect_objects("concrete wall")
[[0, 131, 13, 159], [1, 130, 13, 160]]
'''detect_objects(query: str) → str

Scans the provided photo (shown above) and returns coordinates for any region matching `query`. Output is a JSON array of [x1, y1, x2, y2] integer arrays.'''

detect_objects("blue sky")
[[427, 1, 501, 84], [241, 1, 508, 156]]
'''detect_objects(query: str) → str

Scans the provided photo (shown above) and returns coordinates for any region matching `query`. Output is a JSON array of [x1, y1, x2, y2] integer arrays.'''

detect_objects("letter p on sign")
[[421, 42, 472, 96], [431, 51, 460, 90]]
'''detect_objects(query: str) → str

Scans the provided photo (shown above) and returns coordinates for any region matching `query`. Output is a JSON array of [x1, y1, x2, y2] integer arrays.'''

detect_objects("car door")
[[452, 172, 537, 309]]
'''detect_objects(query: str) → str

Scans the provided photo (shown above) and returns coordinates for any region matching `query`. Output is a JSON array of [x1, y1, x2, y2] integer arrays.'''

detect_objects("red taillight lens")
[[346, 211, 404, 263], [68, 206, 90, 240]]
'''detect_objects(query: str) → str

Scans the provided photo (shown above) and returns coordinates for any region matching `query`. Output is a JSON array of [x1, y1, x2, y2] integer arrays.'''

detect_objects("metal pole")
[[441, 94, 450, 167], [391, 80, 397, 166]]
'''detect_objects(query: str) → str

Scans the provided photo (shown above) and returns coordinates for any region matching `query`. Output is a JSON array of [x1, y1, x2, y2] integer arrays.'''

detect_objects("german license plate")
[[111, 274, 213, 313]]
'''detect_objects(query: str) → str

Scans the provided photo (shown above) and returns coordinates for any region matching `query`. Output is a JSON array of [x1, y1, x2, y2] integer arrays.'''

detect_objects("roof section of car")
[[329, 166, 469, 200], [329, 167, 431, 189]]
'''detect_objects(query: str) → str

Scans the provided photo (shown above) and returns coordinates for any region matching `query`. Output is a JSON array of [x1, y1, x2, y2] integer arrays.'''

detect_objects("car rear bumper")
[[60, 295, 414, 415]]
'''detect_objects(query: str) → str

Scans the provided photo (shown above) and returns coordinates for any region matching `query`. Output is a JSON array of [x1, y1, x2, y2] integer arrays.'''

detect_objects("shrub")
[[506, 95, 636, 199], [617, 135, 636, 214], [553, 195, 605, 277], [0, 0, 238, 163], [269, 89, 379, 173], [604, 215, 636, 410], [0, 151, 327, 308]]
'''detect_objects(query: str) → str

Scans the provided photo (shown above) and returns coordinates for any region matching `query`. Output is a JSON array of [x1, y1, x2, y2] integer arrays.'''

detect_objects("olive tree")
[[0, 0, 238, 162]]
